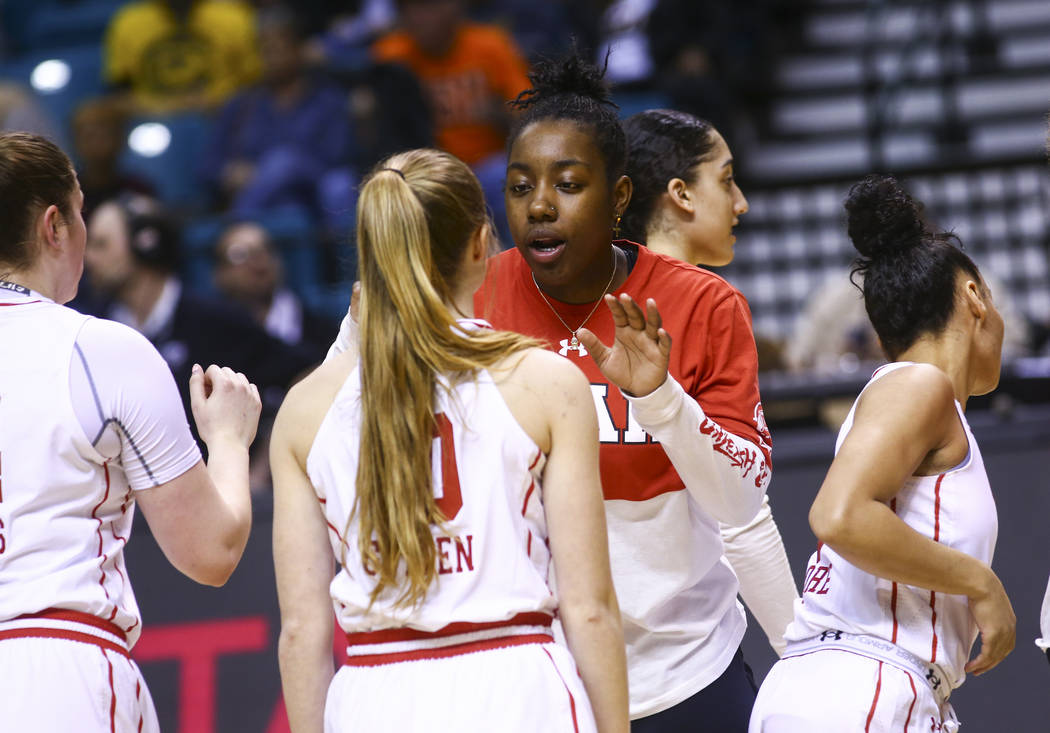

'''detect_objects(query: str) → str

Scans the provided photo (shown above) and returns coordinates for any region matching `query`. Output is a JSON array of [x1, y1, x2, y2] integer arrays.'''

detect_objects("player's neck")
[[643, 227, 692, 265]]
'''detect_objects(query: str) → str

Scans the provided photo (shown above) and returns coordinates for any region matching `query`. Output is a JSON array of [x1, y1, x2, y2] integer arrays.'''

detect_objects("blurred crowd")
[[3, 0, 1046, 489], [0, 0, 797, 490]]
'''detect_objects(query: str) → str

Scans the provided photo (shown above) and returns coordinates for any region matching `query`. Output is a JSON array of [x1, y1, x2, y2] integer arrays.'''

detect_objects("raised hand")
[[189, 363, 262, 449], [577, 294, 671, 398]]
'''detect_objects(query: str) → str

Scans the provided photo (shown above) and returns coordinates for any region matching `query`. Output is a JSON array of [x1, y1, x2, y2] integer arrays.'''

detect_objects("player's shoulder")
[[276, 351, 356, 440], [77, 313, 160, 355], [857, 362, 957, 423], [871, 362, 954, 400], [495, 346, 589, 396]]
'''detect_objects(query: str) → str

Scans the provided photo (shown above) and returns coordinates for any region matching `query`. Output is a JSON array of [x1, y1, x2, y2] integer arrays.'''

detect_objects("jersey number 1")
[[433, 414, 463, 521]]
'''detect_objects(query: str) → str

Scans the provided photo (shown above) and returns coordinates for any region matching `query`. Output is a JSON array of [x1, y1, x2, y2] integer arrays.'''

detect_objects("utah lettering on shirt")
[[590, 384, 652, 445]]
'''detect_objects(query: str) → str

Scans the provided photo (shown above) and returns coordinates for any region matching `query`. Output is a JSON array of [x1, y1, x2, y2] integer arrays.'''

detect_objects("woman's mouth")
[[528, 238, 566, 263]]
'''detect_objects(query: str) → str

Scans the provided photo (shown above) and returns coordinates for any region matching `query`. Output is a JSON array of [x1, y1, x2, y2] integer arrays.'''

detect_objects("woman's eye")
[[557, 181, 581, 191], [508, 183, 532, 195]]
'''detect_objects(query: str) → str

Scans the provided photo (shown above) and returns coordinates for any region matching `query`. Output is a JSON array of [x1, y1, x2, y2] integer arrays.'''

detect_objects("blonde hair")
[[353, 148, 536, 608]]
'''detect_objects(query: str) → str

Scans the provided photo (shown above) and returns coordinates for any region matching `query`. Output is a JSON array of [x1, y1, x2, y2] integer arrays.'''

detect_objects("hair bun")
[[512, 48, 615, 110], [845, 174, 926, 260]]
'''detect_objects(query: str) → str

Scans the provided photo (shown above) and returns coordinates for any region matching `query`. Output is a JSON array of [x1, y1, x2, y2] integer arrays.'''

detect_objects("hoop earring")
[[613, 214, 622, 239]]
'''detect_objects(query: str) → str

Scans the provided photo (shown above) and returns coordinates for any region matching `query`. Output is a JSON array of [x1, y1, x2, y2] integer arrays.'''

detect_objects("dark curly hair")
[[622, 109, 718, 243], [846, 174, 982, 359], [507, 48, 626, 185]]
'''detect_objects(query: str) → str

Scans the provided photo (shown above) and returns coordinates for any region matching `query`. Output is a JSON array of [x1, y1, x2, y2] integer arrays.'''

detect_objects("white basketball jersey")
[[0, 299, 143, 644], [786, 362, 998, 689], [307, 366, 558, 635]]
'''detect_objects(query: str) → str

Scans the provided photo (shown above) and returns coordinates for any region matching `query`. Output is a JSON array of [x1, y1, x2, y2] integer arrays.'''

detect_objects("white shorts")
[[325, 640, 596, 733], [749, 650, 958, 733], [0, 613, 158, 733]]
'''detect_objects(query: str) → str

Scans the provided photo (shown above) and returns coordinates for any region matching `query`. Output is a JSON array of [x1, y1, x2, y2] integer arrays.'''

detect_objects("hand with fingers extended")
[[577, 293, 672, 398], [189, 363, 262, 449], [965, 567, 1016, 676]]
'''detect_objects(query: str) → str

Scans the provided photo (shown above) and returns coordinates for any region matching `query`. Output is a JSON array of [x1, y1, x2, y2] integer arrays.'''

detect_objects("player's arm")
[[272, 378, 337, 733], [810, 364, 1014, 674], [579, 293, 768, 525], [136, 364, 261, 586], [533, 352, 629, 733], [719, 497, 798, 656]]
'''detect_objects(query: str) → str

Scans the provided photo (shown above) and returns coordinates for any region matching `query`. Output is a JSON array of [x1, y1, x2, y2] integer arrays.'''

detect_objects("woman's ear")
[[37, 204, 63, 248], [613, 174, 633, 219], [963, 279, 987, 322], [666, 177, 694, 215], [469, 222, 490, 262]]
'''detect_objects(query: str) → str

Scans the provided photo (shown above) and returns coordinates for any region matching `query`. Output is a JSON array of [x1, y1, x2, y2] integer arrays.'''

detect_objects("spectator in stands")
[[372, 0, 531, 245], [644, 0, 733, 133], [81, 195, 317, 434], [199, 6, 352, 224], [70, 96, 156, 217], [785, 268, 1030, 376], [213, 220, 336, 361], [104, 0, 261, 113], [0, 82, 60, 139]]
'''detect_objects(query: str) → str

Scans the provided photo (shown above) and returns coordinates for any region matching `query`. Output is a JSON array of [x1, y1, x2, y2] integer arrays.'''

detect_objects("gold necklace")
[[531, 252, 618, 353]]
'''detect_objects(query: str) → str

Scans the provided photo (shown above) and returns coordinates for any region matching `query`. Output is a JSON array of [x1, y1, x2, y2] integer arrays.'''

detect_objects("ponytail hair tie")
[[377, 168, 406, 180]]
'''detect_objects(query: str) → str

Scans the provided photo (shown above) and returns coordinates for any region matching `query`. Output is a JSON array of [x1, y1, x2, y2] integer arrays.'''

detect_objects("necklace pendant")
[[569, 334, 580, 351]]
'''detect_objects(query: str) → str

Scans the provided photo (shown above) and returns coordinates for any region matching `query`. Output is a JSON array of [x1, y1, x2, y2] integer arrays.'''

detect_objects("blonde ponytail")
[[352, 149, 536, 608]]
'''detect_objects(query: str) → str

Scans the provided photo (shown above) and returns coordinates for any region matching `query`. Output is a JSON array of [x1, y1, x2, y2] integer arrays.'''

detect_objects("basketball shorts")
[[325, 639, 596, 732], [0, 615, 158, 733], [749, 650, 959, 733]]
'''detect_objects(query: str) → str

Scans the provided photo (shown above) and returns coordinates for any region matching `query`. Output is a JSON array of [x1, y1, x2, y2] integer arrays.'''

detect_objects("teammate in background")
[[271, 149, 628, 733], [622, 108, 797, 657], [750, 175, 1015, 732], [0, 132, 260, 731], [476, 52, 772, 730]]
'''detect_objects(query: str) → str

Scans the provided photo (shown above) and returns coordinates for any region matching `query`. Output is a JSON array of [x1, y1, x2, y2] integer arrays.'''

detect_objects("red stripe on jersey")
[[91, 462, 114, 607], [344, 633, 553, 666], [864, 661, 883, 732], [521, 480, 536, 516], [316, 496, 350, 550], [346, 611, 553, 646], [903, 672, 917, 732], [528, 450, 542, 472], [930, 473, 945, 661], [16, 608, 127, 642], [932, 474, 944, 542], [542, 646, 580, 733], [106, 650, 117, 733], [888, 498, 900, 644], [930, 592, 939, 662], [0, 300, 42, 307], [0, 626, 129, 658]]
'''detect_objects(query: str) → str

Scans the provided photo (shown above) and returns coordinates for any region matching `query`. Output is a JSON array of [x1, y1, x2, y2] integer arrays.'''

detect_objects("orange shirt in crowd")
[[373, 24, 530, 166]]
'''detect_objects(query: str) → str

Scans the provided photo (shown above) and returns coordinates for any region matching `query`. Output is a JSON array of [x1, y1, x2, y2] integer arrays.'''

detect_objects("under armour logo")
[[926, 669, 941, 689], [820, 630, 843, 641], [557, 338, 588, 357]]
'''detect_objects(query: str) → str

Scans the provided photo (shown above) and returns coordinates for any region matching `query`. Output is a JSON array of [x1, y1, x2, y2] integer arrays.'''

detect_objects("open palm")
[[577, 294, 671, 397]]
